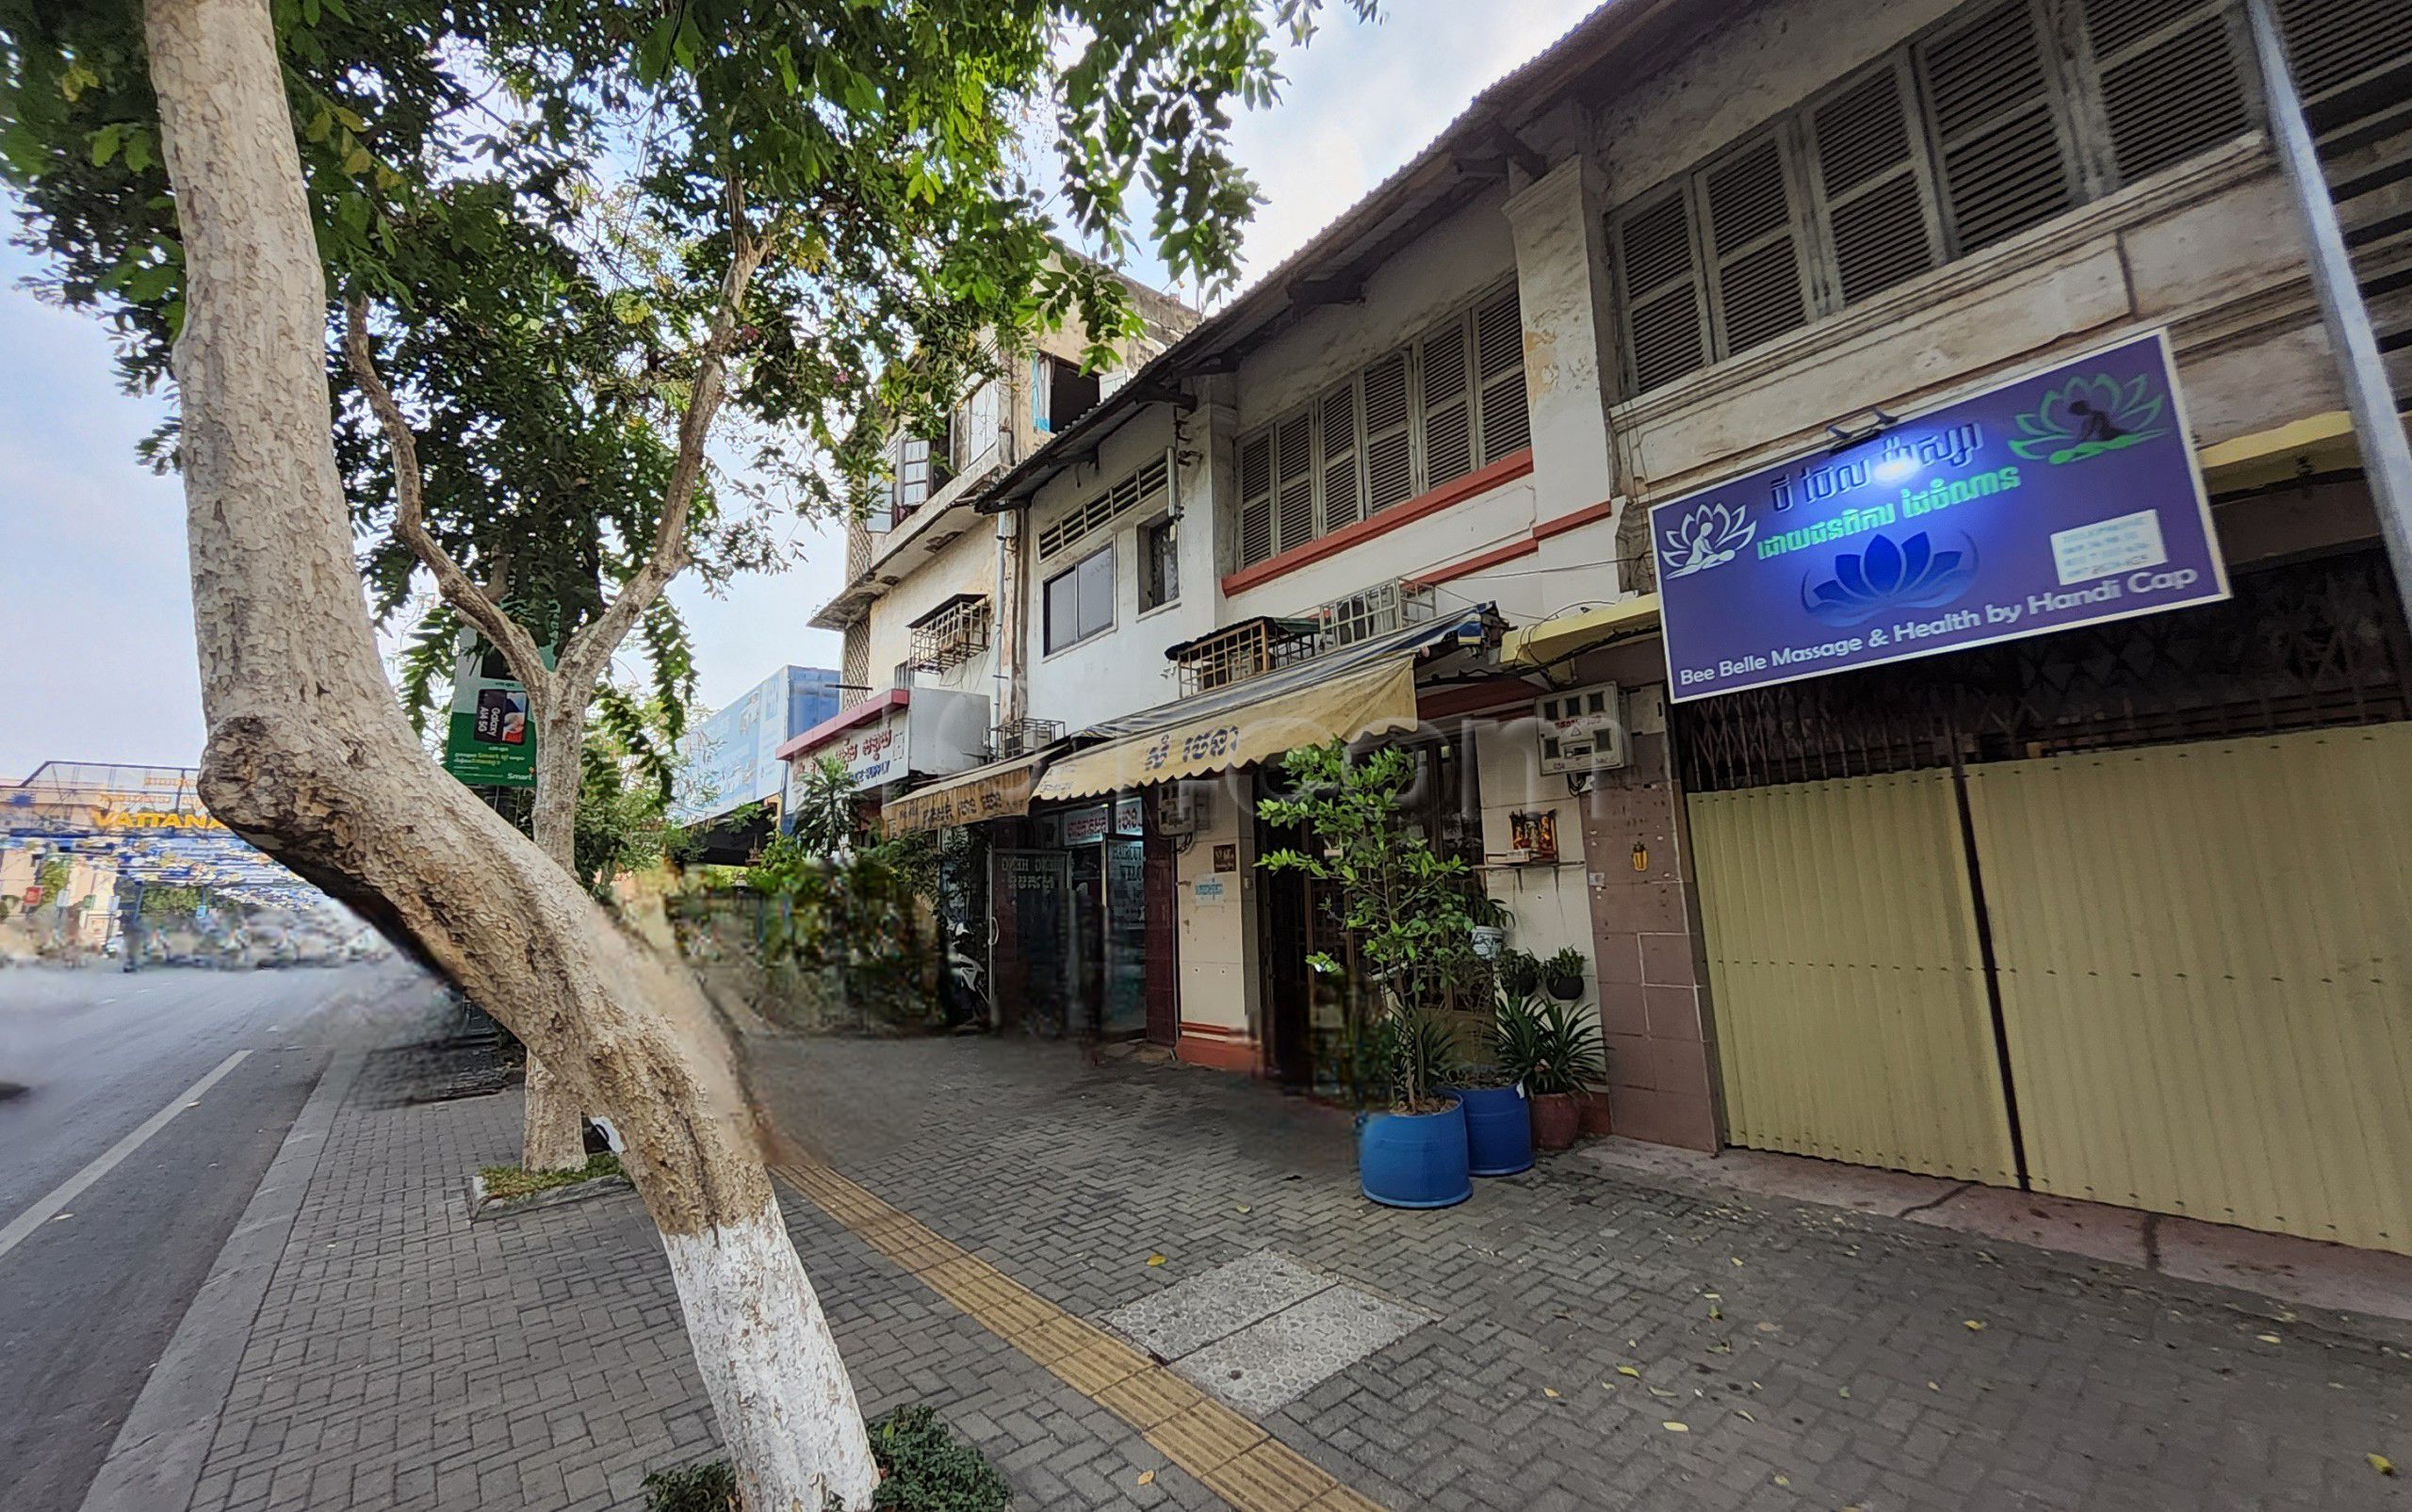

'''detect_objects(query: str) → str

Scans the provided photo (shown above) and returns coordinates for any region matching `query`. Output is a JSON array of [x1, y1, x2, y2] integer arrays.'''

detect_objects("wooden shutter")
[[1701, 135, 1813, 356], [1614, 187, 1709, 394], [2275, 0, 2412, 105], [1475, 288, 1530, 463], [1318, 382, 1362, 532], [1361, 350, 1415, 513], [2083, 0, 2250, 186], [1807, 62, 1941, 305], [1918, 0, 2077, 255], [1416, 317, 1475, 491], [1237, 430, 1274, 566], [1275, 411, 1315, 554]]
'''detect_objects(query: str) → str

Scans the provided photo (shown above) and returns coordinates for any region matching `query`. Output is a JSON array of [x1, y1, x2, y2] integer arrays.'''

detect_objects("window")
[[1044, 544, 1116, 653], [888, 418, 954, 526], [1033, 353, 1102, 434], [1607, 0, 2274, 398], [1233, 281, 1529, 569], [1140, 516, 1179, 611]]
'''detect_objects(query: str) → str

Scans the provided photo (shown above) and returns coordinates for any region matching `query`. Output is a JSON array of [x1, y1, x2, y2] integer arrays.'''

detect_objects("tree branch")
[[554, 187, 772, 703], [343, 293, 557, 708]]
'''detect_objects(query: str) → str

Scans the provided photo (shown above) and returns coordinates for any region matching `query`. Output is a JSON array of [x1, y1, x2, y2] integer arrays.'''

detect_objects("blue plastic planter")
[[1357, 1099, 1472, 1209], [1449, 1083, 1534, 1177]]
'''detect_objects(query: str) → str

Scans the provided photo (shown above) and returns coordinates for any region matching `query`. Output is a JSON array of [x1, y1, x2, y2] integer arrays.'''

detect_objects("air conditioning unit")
[[1536, 683, 1628, 774], [1156, 780, 1212, 835]]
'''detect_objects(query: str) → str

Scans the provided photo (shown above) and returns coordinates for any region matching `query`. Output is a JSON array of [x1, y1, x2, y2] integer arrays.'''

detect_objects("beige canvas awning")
[[882, 753, 1043, 835], [1031, 656, 1421, 803]]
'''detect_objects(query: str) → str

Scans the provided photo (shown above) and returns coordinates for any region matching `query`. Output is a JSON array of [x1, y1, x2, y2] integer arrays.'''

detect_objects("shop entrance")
[[1678, 549, 2412, 1253], [1004, 798, 1152, 1043]]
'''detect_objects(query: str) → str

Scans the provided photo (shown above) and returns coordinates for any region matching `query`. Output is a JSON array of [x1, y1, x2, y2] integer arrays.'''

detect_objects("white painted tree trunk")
[[663, 1202, 881, 1511], [142, 1, 878, 1504]]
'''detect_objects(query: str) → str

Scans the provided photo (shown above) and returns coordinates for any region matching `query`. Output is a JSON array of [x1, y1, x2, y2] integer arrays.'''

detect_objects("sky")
[[0, 0, 1596, 781]]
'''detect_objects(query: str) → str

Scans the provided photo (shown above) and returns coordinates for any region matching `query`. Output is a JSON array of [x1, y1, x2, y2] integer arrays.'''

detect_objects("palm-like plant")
[[1491, 992, 1605, 1095]]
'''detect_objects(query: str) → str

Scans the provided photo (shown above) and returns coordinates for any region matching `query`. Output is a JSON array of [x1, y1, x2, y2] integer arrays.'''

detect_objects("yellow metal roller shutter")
[[1689, 771, 2018, 1183], [1964, 724, 2412, 1253]]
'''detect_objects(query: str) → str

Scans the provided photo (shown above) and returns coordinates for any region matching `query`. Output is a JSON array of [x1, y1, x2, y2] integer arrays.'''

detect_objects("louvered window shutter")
[[2083, 0, 2250, 186], [1416, 317, 1475, 491], [1701, 135, 1813, 357], [1275, 411, 1315, 554], [2274, 0, 2412, 106], [1614, 187, 1709, 395], [1318, 382, 1363, 532], [1918, 0, 2077, 255], [1474, 289, 1530, 463], [1361, 350, 1415, 513], [1237, 431, 1274, 567], [1806, 62, 1941, 306]]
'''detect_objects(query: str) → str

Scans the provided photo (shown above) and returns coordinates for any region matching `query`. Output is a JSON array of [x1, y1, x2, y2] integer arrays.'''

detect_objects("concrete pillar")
[[1504, 157, 1622, 553]]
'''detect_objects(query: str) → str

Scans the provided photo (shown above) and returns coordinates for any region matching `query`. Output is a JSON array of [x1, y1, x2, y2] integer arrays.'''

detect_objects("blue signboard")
[[1654, 330, 2227, 702]]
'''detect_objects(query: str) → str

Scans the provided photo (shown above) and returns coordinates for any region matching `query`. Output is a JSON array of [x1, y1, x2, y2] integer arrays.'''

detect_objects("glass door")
[[1102, 836, 1149, 1038], [991, 850, 1071, 1036]]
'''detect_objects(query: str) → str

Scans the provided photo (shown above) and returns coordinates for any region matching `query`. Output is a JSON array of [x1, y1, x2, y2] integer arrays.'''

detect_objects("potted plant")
[[1259, 741, 1482, 1209], [1541, 946, 1589, 1001], [1497, 996, 1605, 1151], [1353, 1004, 1473, 1207], [1493, 947, 1543, 1001], [1448, 991, 1537, 1177]]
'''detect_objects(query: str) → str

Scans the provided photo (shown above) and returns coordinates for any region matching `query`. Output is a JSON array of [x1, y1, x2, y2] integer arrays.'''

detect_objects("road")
[[0, 961, 443, 1512]]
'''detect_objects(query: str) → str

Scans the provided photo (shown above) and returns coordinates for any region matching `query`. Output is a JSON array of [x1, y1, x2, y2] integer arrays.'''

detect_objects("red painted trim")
[[1408, 535, 1538, 590], [777, 689, 908, 760], [1532, 496, 1620, 541], [1175, 1019, 1249, 1038], [1176, 1033, 1260, 1073], [1418, 678, 1540, 721], [1219, 449, 1534, 596]]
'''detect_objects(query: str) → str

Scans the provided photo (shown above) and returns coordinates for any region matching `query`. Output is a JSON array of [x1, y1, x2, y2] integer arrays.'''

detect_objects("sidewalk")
[[104, 1028, 2412, 1511]]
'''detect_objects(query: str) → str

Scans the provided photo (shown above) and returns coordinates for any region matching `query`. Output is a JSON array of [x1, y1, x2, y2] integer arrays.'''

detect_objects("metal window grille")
[[907, 594, 991, 674], [1676, 550, 2412, 793], [985, 719, 1063, 760], [1313, 580, 1434, 652], [1170, 616, 1321, 695]]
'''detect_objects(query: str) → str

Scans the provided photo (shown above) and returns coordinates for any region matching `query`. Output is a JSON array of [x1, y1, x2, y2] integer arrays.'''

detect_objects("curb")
[[76, 1050, 366, 1512]]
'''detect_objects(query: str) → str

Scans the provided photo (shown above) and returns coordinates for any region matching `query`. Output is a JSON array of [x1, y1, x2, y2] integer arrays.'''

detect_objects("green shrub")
[[867, 1405, 1010, 1510], [643, 1457, 738, 1512], [651, 1406, 1009, 1512], [478, 1151, 624, 1202]]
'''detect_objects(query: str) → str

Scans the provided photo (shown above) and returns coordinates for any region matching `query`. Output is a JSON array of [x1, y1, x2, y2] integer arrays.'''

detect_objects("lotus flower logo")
[[2010, 371, 2168, 464], [1802, 530, 1978, 626], [1661, 502, 1754, 578]]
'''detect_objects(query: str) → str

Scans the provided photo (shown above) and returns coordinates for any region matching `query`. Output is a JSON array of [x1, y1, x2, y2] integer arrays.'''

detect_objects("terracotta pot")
[[1530, 1091, 1581, 1151], [1579, 1088, 1614, 1138]]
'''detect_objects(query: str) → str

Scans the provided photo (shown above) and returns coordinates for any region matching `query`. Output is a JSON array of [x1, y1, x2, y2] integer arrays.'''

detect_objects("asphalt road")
[[0, 961, 443, 1512]]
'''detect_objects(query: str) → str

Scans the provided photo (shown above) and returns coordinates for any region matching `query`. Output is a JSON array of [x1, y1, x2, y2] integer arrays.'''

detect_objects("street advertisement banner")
[[442, 632, 542, 787], [1654, 330, 2227, 702]]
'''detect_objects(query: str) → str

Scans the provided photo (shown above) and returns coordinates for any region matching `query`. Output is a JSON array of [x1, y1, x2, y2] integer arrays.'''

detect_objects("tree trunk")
[[143, 2, 879, 1505], [524, 696, 594, 1172]]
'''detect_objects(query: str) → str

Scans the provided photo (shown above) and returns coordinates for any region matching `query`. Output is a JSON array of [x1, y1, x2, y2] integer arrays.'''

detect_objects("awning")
[[1501, 594, 1662, 668], [881, 753, 1044, 836], [1031, 657, 1422, 802]]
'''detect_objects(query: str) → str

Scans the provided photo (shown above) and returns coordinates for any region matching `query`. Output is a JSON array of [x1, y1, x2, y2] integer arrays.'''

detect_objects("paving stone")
[[1172, 1287, 1427, 1415], [1106, 1250, 1334, 1360]]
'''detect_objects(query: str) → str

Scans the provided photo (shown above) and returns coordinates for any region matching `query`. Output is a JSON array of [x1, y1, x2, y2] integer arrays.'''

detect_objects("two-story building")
[[819, 0, 2412, 1255]]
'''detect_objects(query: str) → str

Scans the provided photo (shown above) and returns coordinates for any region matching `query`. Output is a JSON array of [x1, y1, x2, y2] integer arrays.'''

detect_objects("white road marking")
[[0, 1050, 252, 1263]]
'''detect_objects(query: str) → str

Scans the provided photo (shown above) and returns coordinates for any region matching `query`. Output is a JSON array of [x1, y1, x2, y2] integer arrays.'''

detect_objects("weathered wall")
[[863, 523, 1001, 701]]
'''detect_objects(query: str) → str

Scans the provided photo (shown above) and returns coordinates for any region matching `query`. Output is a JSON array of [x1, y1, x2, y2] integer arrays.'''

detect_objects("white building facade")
[[839, 0, 2412, 1253]]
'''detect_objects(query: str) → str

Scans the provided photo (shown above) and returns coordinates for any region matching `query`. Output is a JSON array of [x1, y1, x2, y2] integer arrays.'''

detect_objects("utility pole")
[[2242, 0, 2412, 612]]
